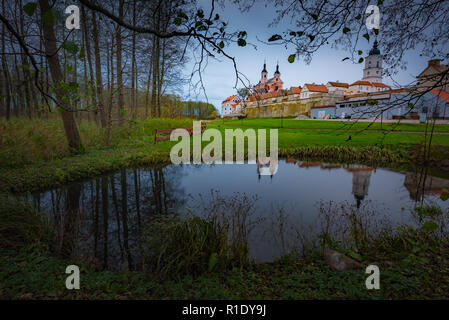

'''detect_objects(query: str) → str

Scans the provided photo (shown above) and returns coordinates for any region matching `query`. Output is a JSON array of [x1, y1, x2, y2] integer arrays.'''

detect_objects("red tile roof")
[[222, 94, 237, 103], [305, 84, 328, 93], [290, 86, 302, 94], [311, 105, 336, 109], [248, 94, 263, 101], [372, 82, 390, 88], [350, 80, 372, 86], [328, 81, 349, 88], [430, 89, 449, 103]]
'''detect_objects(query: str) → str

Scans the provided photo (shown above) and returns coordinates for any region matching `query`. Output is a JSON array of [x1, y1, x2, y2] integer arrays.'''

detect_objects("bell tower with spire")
[[274, 61, 280, 79], [261, 60, 268, 84], [254, 60, 283, 93], [362, 40, 383, 83]]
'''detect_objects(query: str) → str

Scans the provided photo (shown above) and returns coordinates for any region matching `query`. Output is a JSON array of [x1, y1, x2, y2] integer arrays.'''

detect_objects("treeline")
[[149, 95, 216, 118], [0, 0, 218, 150]]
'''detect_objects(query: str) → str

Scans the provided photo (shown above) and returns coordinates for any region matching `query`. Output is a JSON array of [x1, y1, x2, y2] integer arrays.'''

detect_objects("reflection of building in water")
[[295, 161, 374, 207], [320, 163, 342, 170], [404, 172, 449, 201], [345, 165, 374, 208], [257, 158, 278, 179], [297, 161, 342, 170], [298, 161, 321, 168]]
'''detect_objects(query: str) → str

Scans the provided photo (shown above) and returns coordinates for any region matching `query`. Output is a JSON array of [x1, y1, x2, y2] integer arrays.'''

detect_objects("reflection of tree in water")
[[31, 165, 186, 271]]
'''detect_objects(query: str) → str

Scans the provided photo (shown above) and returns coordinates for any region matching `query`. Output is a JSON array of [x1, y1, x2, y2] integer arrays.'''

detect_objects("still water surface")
[[29, 160, 449, 271]]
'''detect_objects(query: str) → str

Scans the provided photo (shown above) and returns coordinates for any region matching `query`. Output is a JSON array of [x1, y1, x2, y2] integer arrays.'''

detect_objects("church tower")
[[362, 40, 383, 83], [261, 61, 268, 84], [274, 62, 280, 79]]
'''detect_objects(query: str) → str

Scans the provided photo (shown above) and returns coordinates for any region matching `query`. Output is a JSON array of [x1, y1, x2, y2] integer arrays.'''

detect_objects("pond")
[[27, 160, 449, 271]]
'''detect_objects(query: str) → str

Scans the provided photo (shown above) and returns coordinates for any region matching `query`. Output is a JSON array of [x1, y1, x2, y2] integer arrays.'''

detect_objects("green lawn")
[[217, 117, 449, 133], [208, 120, 449, 148]]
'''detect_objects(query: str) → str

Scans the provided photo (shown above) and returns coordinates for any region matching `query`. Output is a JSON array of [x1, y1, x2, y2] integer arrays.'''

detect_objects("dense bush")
[[142, 215, 249, 277], [0, 194, 50, 251]]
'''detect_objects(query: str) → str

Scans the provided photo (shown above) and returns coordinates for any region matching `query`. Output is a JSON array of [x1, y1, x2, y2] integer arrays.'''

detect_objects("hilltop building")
[[347, 80, 390, 94], [221, 95, 241, 116], [254, 61, 284, 93], [362, 40, 383, 82], [417, 59, 449, 92], [300, 84, 328, 99], [222, 39, 449, 120], [326, 81, 349, 94]]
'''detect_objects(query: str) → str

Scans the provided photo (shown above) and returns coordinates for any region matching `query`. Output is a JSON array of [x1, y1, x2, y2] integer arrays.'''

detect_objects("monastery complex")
[[221, 41, 449, 120]]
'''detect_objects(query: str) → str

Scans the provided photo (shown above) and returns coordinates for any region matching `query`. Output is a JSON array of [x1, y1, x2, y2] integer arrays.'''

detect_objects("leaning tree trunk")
[[39, 0, 82, 152]]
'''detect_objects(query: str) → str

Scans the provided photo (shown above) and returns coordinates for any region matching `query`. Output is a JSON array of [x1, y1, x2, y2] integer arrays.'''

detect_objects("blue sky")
[[182, 1, 431, 112]]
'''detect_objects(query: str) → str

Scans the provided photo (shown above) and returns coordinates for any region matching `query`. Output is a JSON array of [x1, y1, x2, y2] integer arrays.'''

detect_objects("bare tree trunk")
[[145, 49, 152, 119], [91, 10, 105, 127], [81, 6, 96, 122], [151, 34, 159, 117], [1, 0, 10, 120], [81, 22, 89, 118], [134, 66, 138, 119], [39, 0, 82, 152], [116, 0, 125, 125], [19, 0, 32, 119], [105, 37, 114, 145], [158, 39, 166, 117], [13, 51, 24, 117], [130, 0, 136, 119], [73, 32, 79, 123]]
